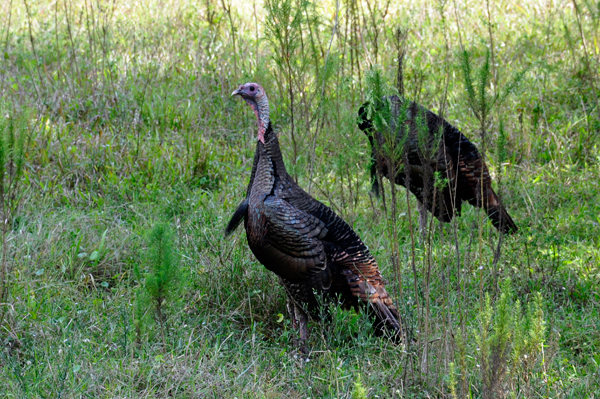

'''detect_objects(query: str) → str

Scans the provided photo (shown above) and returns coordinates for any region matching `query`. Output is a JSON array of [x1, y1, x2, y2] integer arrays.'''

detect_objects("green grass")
[[1, 0, 599, 397]]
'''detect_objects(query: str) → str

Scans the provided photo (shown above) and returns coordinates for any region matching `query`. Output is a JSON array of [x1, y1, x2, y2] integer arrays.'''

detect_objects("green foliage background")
[[0, 0, 599, 397]]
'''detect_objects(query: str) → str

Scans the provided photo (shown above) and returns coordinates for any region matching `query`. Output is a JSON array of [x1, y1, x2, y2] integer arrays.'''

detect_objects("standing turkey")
[[358, 95, 518, 234], [226, 83, 403, 350]]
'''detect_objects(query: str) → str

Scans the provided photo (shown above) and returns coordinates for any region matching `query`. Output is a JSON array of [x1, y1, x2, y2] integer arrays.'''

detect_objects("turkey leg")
[[286, 296, 308, 354]]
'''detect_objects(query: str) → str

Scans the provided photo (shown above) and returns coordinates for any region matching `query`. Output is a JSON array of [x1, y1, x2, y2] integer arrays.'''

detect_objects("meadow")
[[0, 0, 599, 397]]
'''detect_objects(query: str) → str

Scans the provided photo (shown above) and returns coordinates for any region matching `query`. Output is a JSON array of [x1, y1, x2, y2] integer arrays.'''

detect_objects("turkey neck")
[[247, 99, 289, 196]]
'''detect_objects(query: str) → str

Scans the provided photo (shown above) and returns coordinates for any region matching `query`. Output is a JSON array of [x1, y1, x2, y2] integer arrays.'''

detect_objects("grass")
[[1, 0, 599, 397]]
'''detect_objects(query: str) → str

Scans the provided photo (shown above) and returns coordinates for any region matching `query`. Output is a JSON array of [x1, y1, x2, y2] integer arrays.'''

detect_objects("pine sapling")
[[351, 374, 368, 399], [511, 292, 545, 395], [364, 66, 410, 298], [138, 222, 180, 348], [448, 361, 458, 399], [475, 279, 514, 398], [0, 105, 28, 328]]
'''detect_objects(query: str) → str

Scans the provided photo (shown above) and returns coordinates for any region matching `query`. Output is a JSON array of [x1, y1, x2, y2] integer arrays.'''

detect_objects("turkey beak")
[[232, 88, 241, 96]]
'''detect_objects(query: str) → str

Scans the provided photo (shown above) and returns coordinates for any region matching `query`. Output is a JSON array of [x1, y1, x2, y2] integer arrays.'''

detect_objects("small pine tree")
[[480, 279, 513, 398], [448, 362, 459, 399], [132, 282, 149, 347], [351, 374, 368, 399], [497, 120, 508, 167], [473, 279, 547, 398], [511, 292, 545, 395], [0, 105, 28, 327], [135, 222, 180, 347]]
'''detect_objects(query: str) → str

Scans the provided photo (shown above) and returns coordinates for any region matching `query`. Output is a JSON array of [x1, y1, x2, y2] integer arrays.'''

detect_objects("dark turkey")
[[226, 83, 403, 350], [357, 95, 517, 234]]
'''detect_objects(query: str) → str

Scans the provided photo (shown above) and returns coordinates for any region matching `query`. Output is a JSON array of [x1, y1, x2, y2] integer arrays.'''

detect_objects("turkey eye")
[[249, 86, 255, 92]]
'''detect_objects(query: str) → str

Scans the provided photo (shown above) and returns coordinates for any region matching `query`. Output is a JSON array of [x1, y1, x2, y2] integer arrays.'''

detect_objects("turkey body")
[[358, 95, 517, 234], [227, 83, 402, 347]]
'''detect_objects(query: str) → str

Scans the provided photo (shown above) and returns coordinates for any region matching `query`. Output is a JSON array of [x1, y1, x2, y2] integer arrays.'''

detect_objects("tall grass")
[[0, 0, 598, 397]]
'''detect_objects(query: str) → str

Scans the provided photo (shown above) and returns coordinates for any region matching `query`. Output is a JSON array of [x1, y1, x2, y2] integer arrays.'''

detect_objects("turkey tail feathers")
[[225, 199, 248, 236], [371, 300, 404, 342]]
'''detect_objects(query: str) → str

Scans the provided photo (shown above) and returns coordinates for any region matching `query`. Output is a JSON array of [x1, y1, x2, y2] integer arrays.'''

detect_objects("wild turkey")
[[226, 83, 403, 350], [357, 95, 517, 234]]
